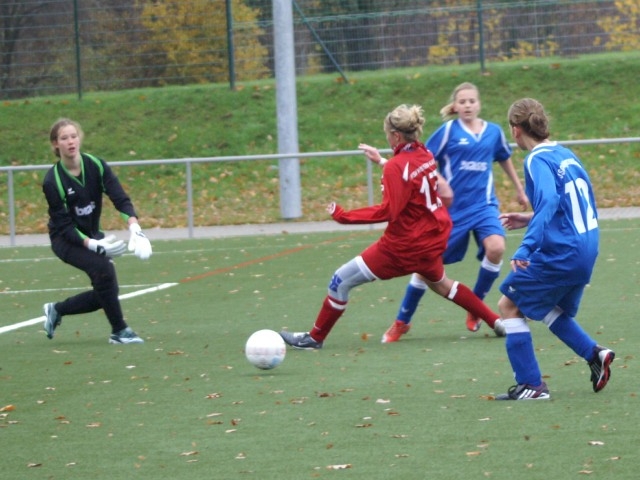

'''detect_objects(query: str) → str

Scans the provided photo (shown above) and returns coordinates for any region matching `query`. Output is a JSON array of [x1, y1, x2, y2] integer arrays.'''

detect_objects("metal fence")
[[2, 137, 639, 246], [2, 0, 638, 99]]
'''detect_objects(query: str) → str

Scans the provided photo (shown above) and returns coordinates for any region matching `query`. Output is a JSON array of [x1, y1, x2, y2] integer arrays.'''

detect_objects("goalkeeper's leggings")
[[50, 237, 127, 333]]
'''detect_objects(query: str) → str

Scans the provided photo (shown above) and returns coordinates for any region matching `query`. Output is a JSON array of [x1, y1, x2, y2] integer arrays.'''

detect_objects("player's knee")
[[90, 269, 117, 291], [327, 271, 348, 301], [497, 295, 518, 318], [327, 257, 374, 302], [484, 236, 506, 261]]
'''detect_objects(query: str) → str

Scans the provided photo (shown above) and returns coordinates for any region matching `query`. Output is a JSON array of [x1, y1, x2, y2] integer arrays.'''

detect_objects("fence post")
[[73, 0, 83, 100], [8, 170, 15, 245], [226, 0, 236, 90], [477, 0, 486, 74], [186, 161, 194, 238], [273, 0, 302, 219]]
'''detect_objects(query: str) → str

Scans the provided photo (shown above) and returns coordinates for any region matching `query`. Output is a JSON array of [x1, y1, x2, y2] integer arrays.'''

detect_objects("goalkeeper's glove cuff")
[[88, 235, 127, 257]]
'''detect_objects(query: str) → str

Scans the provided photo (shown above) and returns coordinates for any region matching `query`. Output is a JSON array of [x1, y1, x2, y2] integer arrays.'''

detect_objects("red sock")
[[310, 296, 347, 341], [446, 281, 499, 328]]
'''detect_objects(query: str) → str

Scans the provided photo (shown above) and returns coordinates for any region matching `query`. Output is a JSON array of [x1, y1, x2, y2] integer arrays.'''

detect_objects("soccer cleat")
[[43, 303, 62, 339], [495, 382, 550, 400], [493, 319, 506, 337], [589, 346, 615, 393], [466, 312, 482, 332], [109, 327, 144, 344], [381, 320, 411, 343], [279, 331, 323, 350]]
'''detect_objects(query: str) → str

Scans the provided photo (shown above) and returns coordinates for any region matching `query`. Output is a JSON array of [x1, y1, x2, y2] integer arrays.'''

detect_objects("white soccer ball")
[[245, 329, 286, 370]]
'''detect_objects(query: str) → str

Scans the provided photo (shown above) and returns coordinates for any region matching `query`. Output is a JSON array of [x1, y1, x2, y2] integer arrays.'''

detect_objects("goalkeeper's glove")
[[87, 235, 127, 257], [128, 223, 152, 260]]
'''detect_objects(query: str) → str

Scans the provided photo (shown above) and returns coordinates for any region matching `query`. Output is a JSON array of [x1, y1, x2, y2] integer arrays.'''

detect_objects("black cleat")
[[280, 331, 323, 350], [495, 382, 550, 400], [589, 346, 615, 393]]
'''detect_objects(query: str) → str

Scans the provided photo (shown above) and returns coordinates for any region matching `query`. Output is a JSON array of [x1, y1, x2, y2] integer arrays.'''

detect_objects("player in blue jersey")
[[362, 82, 527, 342], [493, 98, 614, 400]]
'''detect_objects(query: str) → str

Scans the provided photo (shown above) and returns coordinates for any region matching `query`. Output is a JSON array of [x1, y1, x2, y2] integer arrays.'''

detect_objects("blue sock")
[[396, 280, 426, 323], [506, 331, 542, 386], [548, 313, 597, 360], [473, 258, 501, 299]]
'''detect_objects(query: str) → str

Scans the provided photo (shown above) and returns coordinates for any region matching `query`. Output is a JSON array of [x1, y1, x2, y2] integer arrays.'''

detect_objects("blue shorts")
[[499, 266, 586, 320], [443, 206, 505, 264]]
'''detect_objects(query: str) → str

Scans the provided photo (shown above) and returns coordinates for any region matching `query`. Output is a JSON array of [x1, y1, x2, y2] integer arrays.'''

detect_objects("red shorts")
[[360, 241, 446, 282]]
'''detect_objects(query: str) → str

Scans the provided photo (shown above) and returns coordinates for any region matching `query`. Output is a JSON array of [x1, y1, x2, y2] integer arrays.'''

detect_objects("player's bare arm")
[[499, 212, 533, 230], [499, 158, 529, 210]]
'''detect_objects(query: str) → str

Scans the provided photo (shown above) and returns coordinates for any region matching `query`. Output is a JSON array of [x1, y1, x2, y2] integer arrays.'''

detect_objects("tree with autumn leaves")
[[138, 0, 268, 85], [0, 0, 268, 98], [597, 0, 640, 51]]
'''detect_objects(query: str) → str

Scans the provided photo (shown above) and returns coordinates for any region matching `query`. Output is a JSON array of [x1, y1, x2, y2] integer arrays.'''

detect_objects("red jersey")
[[332, 141, 452, 262]]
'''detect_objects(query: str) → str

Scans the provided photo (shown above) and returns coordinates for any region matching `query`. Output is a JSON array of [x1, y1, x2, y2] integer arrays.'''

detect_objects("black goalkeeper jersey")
[[42, 153, 137, 246]]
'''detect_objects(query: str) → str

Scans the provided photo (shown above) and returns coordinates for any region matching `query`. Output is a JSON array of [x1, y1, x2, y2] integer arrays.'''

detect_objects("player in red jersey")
[[280, 104, 502, 349]]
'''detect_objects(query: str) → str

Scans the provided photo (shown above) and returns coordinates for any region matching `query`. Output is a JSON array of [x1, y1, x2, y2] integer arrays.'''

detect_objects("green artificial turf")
[[0, 219, 638, 479]]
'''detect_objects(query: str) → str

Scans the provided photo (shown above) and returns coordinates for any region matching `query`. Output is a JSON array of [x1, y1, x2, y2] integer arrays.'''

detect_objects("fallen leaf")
[[588, 441, 605, 446], [0, 405, 15, 412], [180, 451, 198, 456], [327, 464, 352, 470]]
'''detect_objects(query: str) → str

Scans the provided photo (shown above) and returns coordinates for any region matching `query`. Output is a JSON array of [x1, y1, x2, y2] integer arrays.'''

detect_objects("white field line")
[[0, 282, 178, 335], [0, 284, 166, 295]]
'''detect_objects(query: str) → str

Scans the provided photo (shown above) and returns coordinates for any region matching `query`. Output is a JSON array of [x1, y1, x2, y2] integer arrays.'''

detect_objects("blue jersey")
[[514, 142, 599, 285], [426, 119, 512, 222]]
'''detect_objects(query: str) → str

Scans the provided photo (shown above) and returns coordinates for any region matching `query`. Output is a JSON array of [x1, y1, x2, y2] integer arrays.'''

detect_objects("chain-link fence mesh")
[[2, 0, 638, 99]]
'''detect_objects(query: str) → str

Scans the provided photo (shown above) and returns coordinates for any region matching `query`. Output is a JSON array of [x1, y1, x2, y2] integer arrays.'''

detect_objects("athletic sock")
[[396, 277, 427, 323], [548, 313, 597, 361], [473, 257, 502, 299], [446, 281, 499, 328], [506, 329, 542, 386], [310, 296, 347, 342]]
